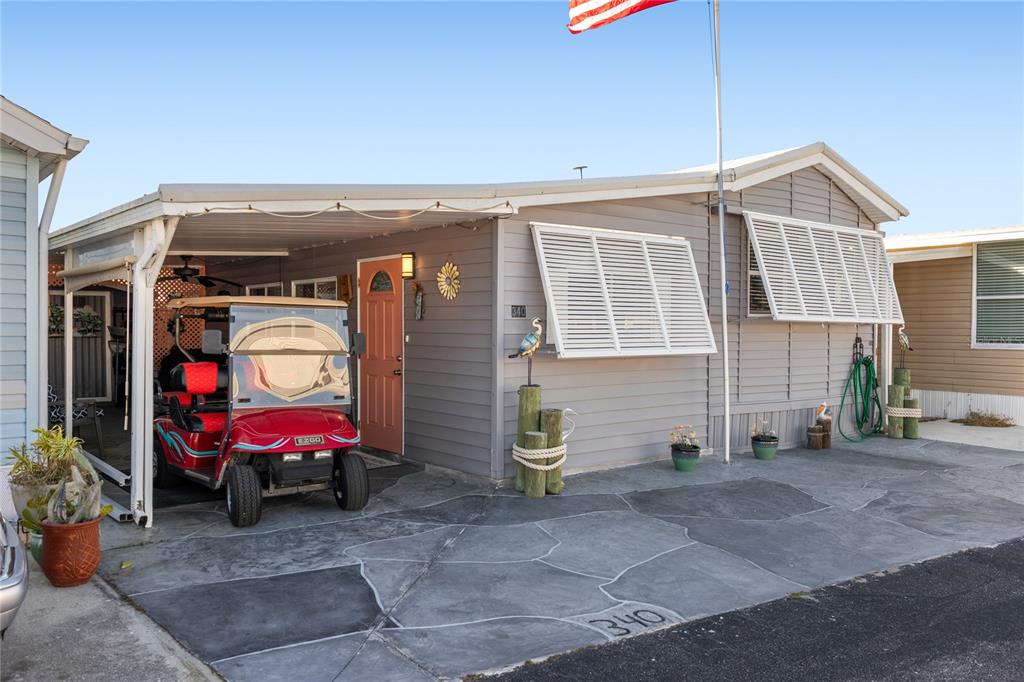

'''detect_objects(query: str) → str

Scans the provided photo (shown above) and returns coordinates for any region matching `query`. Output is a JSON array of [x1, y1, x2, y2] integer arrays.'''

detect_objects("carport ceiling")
[[167, 210, 494, 254]]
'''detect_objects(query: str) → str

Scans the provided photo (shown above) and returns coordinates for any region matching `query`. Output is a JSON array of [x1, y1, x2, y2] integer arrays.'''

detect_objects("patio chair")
[[47, 385, 105, 457]]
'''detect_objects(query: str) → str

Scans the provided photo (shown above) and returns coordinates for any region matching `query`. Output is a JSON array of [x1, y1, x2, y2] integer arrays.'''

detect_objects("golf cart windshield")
[[228, 304, 351, 409]]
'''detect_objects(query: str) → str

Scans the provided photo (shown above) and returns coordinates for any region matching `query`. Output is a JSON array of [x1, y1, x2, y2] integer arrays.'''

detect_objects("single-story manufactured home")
[[0, 96, 86, 515], [49, 141, 908, 525], [886, 226, 1024, 424]]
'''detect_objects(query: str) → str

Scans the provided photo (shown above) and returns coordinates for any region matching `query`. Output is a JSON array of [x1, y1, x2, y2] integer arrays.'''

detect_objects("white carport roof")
[[50, 141, 908, 255]]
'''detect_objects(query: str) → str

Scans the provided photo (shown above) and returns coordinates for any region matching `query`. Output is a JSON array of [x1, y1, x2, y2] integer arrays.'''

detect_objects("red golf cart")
[[153, 296, 368, 527]]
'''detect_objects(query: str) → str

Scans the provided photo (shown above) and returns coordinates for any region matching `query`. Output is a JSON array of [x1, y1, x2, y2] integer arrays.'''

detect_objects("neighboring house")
[[0, 97, 87, 512], [887, 227, 1024, 423], [50, 141, 907, 525]]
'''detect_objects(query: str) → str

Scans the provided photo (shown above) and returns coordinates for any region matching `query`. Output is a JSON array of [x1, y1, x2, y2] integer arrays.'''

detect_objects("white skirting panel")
[[911, 389, 1024, 425]]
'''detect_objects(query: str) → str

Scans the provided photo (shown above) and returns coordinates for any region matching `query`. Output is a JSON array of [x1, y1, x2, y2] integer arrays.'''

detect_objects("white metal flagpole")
[[712, 0, 731, 463]]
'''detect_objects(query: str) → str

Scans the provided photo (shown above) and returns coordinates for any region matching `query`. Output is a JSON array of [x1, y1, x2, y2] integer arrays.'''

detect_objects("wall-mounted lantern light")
[[401, 252, 416, 279]]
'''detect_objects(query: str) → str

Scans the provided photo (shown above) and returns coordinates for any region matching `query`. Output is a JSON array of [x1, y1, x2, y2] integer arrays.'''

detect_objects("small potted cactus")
[[751, 420, 779, 460], [669, 424, 701, 472]]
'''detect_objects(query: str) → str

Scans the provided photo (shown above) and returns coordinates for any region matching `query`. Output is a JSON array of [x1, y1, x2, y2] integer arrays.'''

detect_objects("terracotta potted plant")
[[670, 424, 701, 472], [751, 420, 779, 461], [8, 427, 110, 587]]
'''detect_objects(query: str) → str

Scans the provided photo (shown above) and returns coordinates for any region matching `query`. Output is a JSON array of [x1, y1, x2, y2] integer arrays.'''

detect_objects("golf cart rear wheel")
[[334, 453, 369, 511], [226, 465, 262, 527], [153, 439, 182, 489]]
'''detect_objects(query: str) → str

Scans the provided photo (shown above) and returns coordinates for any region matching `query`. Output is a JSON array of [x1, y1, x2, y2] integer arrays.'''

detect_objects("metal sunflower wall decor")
[[437, 260, 461, 301]]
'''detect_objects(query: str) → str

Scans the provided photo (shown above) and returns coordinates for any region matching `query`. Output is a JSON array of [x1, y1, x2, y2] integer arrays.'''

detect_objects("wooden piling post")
[[523, 431, 548, 499], [904, 397, 920, 439], [887, 384, 905, 439], [541, 408, 565, 495], [515, 385, 542, 492], [894, 368, 912, 388]]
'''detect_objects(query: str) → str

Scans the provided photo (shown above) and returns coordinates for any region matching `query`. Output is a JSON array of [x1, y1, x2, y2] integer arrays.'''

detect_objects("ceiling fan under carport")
[[157, 255, 243, 289]]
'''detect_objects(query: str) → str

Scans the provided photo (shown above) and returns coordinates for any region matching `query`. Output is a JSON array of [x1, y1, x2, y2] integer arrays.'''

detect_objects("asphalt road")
[[490, 539, 1024, 682]]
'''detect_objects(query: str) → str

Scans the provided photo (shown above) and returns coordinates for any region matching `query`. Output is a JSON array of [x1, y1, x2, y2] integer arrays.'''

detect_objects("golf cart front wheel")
[[226, 465, 262, 527], [334, 453, 369, 511]]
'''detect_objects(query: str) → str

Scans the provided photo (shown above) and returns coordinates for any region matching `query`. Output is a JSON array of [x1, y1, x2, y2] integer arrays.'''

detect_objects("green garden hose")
[[838, 356, 884, 442]]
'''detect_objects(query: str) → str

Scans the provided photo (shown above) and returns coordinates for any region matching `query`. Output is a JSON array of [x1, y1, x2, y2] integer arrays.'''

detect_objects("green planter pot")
[[671, 446, 700, 472], [751, 439, 779, 461], [28, 531, 43, 565]]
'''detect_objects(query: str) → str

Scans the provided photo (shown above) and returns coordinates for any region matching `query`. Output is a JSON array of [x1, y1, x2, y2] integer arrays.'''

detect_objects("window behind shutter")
[[532, 223, 716, 358], [744, 211, 903, 324]]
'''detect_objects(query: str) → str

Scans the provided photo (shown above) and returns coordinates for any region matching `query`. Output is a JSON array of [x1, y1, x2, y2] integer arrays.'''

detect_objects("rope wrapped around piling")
[[512, 443, 567, 471], [885, 406, 922, 418]]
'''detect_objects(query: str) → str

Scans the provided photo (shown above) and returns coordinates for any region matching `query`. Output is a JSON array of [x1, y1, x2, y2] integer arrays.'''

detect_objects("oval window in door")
[[369, 270, 394, 292]]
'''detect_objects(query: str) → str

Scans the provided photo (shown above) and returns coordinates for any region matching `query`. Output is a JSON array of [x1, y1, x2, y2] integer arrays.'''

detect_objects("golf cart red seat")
[[167, 361, 229, 433]]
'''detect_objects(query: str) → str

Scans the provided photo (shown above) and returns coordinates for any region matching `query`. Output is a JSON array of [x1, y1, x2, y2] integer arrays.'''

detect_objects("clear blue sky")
[[2, 1, 1021, 234]]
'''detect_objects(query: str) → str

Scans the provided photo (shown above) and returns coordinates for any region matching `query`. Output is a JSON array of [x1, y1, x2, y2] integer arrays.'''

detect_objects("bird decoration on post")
[[897, 325, 913, 368], [509, 317, 543, 386]]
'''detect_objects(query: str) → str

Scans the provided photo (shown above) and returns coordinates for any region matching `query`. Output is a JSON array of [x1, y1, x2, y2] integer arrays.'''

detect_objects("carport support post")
[[129, 217, 176, 527], [63, 251, 74, 435]]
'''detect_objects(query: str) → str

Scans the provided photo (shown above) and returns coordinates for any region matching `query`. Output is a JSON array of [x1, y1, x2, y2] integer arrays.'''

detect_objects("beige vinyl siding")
[[893, 256, 1024, 397], [213, 221, 495, 477], [0, 146, 30, 454]]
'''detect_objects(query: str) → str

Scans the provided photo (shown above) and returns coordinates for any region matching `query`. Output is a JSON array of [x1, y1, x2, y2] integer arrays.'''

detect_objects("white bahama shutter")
[[531, 222, 716, 358], [744, 211, 903, 324]]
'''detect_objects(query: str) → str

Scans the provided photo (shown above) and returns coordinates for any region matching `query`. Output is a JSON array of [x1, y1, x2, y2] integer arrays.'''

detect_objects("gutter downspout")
[[37, 157, 68, 430]]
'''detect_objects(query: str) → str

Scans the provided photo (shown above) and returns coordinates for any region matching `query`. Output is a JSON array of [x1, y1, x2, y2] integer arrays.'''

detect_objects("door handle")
[[396, 355, 403, 362], [393, 369, 403, 376]]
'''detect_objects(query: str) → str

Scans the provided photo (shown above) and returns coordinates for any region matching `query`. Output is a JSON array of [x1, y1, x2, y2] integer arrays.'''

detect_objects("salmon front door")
[[358, 256, 404, 453]]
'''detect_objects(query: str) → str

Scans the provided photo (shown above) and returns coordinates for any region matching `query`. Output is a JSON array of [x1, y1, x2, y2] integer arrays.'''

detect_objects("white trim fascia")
[[49, 193, 163, 250], [887, 226, 1024, 251], [0, 98, 88, 180], [0, 97, 75, 156], [888, 245, 973, 263], [160, 198, 520, 217]]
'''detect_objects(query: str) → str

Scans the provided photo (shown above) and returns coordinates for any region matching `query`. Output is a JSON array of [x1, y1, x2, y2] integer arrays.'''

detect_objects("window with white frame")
[[246, 282, 283, 297], [292, 277, 338, 300], [974, 239, 1024, 347], [531, 222, 717, 359], [744, 211, 903, 323]]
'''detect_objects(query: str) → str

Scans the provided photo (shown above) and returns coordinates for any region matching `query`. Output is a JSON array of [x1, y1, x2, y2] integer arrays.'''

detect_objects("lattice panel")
[[154, 270, 206, 367], [49, 264, 207, 368]]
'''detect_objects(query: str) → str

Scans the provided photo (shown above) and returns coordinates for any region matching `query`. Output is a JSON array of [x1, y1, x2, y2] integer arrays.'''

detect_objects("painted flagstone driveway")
[[98, 439, 1024, 680]]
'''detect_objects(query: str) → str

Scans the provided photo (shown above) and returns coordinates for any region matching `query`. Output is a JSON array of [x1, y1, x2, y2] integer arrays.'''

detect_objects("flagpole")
[[712, 0, 731, 463]]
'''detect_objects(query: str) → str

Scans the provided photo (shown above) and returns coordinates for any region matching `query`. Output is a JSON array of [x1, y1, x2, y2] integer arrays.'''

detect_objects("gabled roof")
[[0, 96, 88, 180], [673, 142, 909, 223], [51, 141, 907, 251]]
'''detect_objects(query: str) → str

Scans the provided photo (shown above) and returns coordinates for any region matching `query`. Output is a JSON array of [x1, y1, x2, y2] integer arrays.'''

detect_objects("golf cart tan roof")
[[167, 296, 348, 309]]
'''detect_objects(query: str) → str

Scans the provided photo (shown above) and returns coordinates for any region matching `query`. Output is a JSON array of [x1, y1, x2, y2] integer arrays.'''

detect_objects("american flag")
[[568, 0, 677, 34]]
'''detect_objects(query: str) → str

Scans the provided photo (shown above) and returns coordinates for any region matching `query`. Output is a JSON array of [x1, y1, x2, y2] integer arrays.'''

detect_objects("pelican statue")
[[509, 317, 543, 385], [897, 325, 913, 368]]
